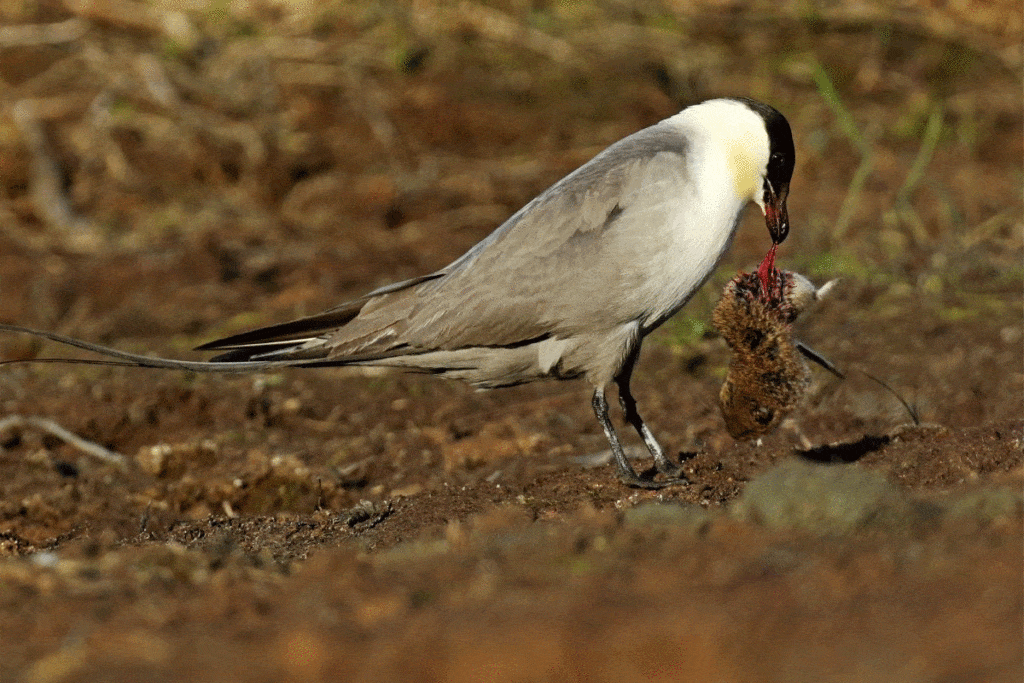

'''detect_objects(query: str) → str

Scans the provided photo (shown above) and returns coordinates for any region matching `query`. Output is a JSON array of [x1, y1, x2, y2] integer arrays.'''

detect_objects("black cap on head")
[[732, 97, 795, 188], [731, 97, 795, 244]]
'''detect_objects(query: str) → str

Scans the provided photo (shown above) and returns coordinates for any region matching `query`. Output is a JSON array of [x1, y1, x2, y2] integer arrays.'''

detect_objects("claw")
[[653, 457, 688, 481]]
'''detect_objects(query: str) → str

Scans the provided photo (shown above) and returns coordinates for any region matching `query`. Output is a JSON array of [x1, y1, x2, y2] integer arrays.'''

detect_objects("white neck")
[[667, 99, 771, 210]]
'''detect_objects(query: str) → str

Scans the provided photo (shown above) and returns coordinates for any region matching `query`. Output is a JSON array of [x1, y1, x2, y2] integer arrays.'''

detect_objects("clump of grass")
[[810, 57, 876, 243]]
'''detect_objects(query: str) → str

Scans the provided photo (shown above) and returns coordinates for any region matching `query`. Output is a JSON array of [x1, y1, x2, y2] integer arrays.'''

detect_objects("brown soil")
[[0, 2, 1021, 681]]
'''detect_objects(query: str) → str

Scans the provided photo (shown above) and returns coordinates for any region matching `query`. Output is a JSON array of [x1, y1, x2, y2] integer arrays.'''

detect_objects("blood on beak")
[[763, 184, 789, 245], [757, 244, 778, 296], [757, 182, 788, 298]]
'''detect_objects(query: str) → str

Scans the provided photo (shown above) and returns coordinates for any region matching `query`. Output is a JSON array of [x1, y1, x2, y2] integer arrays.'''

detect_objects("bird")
[[714, 269, 839, 440], [0, 97, 795, 488]]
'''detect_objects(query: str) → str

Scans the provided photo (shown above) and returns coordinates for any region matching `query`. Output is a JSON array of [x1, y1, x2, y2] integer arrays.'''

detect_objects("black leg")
[[592, 388, 670, 489], [616, 382, 687, 479], [615, 356, 689, 482]]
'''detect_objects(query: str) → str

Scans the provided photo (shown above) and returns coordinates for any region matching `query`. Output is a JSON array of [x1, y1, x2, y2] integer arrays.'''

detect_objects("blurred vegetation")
[[0, 0, 1019, 351]]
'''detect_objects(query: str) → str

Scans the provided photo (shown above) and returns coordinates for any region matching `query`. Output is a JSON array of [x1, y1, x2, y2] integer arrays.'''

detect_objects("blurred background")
[[0, 0, 1020, 441], [0, 4, 1021, 681]]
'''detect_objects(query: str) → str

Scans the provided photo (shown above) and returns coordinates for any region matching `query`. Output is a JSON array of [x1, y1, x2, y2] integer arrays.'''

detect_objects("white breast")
[[631, 145, 749, 329]]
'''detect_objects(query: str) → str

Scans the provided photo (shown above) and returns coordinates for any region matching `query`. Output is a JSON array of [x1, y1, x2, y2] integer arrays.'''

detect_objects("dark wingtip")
[[195, 306, 362, 352]]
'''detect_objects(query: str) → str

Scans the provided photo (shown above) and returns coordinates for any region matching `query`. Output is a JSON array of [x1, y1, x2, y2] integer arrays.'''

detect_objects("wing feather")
[[201, 122, 691, 364]]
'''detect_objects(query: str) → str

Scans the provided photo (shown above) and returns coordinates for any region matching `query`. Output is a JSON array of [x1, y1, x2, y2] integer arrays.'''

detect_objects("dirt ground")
[[0, 1, 1021, 681]]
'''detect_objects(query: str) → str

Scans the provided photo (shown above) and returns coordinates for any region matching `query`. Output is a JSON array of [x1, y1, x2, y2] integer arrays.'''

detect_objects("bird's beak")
[[763, 183, 789, 245]]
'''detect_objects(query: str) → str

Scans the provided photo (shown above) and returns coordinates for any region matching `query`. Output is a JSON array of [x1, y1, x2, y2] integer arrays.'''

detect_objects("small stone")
[[731, 459, 911, 534]]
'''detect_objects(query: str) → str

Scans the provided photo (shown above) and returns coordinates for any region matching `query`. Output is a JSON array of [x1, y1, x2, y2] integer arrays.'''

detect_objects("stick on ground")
[[0, 415, 127, 470]]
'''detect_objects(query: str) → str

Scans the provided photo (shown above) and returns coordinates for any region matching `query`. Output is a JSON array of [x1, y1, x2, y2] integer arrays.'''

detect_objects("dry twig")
[[0, 415, 127, 469]]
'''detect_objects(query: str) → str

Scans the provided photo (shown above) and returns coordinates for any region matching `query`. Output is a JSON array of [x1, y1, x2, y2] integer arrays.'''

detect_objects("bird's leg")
[[613, 354, 689, 482], [616, 379, 689, 481], [592, 389, 669, 489]]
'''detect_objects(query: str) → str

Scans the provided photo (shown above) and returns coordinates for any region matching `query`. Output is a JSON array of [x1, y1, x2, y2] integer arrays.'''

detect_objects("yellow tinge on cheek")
[[726, 133, 760, 202]]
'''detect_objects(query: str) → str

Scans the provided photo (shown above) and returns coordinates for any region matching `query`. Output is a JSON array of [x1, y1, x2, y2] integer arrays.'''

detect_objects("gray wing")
[[394, 122, 692, 345], [203, 122, 692, 362]]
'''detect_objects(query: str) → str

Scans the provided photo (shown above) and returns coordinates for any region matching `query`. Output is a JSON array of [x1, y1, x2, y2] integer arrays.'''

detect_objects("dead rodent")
[[713, 270, 835, 440]]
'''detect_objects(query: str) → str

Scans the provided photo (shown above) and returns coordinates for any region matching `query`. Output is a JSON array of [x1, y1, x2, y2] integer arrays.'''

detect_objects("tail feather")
[[0, 323, 428, 371], [0, 273, 448, 372], [0, 324, 303, 373]]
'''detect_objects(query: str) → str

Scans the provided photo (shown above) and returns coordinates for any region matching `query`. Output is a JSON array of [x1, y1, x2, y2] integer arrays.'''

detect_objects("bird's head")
[[681, 98, 795, 246], [739, 98, 795, 246]]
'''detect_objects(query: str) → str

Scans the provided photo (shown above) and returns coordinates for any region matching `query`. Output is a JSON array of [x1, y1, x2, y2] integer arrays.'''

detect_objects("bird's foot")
[[616, 463, 690, 489], [652, 456, 688, 480], [618, 472, 686, 489]]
